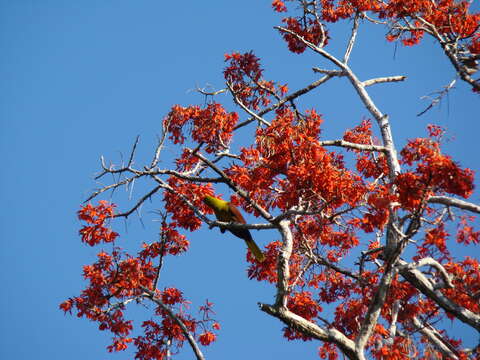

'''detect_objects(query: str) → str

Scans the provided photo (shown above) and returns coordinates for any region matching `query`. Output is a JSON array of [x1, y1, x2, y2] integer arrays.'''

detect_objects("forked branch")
[[141, 287, 205, 360]]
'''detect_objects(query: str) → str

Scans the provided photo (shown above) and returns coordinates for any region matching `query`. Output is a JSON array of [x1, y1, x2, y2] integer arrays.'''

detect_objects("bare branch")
[[443, 44, 480, 92], [149, 169, 225, 184], [362, 76, 407, 87], [289, 258, 314, 290], [114, 185, 162, 218], [355, 262, 397, 358], [399, 259, 480, 331], [417, 79, 456, 117], [312, 67, 345, 76], [428, 195, 480, 214], [388, 301, 401, 343], [149, 121, 171, 169], [85, 173, 143, 203], [259, 303, 357, 360], [360, 12, 387, 25], [104, 297, 139, 315], [358, 245, 385, 277], [397, 257, 453, 289], [95, 136, 141, 179], [344, 13, 360, 64], [213, 150, 240, 161], [195, 86, 227, 96], [152, 212, 169, 290], [96, 156, 130, 178], [141, 287, 205, 360], [411, 11, 480, 92], [207, 219, 276, 231], [319, 139, 388, 153], [412, 317, 459, 360], [275, 219, 294, 308]]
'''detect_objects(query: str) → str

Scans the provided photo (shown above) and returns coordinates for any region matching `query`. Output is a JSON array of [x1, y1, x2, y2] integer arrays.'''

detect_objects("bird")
[[203, 195, 265, 262]]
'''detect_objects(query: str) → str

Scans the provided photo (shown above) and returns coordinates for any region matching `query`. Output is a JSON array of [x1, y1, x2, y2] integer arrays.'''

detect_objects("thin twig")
[[234, 75, 337, 130], [417, 79, 456, 117], [114, 185, 162, 218]]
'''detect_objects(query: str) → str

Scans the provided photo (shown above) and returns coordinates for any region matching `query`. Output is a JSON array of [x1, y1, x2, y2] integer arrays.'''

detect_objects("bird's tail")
[[245, 239, 265, 262]]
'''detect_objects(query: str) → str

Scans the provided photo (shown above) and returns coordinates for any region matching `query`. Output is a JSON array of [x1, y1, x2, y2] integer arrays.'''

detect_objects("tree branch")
[[275, 25, 401, 179], [149, 120, 172, 170], [417, 79, 456, 117], [399, 259, 480, 331], [397, 257, 453, 289], [428, 195, 480, 214], [362, 76, 407, 87], [388, 301, 401, 344], [190, 150, 274, 222], [114, 185, 162, 218], [312, 67, 345, 76], [412, 317, 459, 360], [207, 219, 276, 231], [275, 219, 294, 308], [226, 82, 271, 127], [319, 139, 388, 153], [344, 13, 360, 64], [141, 287, 205, 360], [234, 74, 337, 130], [355, 261, 396, 359], [258, 303, 357, 359]]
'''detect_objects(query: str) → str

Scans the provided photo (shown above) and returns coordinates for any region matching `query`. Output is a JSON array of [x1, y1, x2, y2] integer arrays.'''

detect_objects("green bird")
[[203, 196, 265, 262]]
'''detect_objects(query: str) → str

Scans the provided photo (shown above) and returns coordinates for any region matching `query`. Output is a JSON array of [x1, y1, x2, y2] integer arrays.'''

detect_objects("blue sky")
[[1, 1, 479, 359]]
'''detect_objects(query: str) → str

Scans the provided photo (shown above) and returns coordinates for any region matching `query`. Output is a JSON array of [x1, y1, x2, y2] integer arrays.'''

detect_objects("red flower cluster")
[[247, 240, 282, 282], [78, 201, 119, 246], [457, 215, 480, 245], [63, 3, 480, 358], [198, 331, 216, 346], [60, 250, 144, 355], [63, 200, 221, 358], [224, 51, 289, 110], [443, 257, 480, 314], [165, 103, 238, 153], [140, 223, 190, 258], [228, 108, 365, 214], [272, 0, 479, 54], [396, 131, 474, 210], [284, 291, 322, 340], [272, 0, 287, 12], [163, 177, 214, 231], [343, 120, 389, 180], [281, 17, 328, 53]]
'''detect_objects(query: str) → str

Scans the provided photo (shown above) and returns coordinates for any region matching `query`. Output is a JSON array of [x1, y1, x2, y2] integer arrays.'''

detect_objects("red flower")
[[198, 331, 216, 346]]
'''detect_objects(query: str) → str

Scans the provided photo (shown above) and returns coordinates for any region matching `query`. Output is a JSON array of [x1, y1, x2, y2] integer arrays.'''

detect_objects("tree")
[[61, 1, 480, 359]]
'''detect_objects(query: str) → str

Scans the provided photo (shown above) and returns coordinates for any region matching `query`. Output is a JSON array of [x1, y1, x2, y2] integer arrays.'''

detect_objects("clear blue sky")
[[1, 1, 478, 359]]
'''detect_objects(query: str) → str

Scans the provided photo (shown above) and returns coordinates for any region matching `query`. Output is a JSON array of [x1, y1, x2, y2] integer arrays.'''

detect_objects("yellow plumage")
[[203, 196, 265, 262]]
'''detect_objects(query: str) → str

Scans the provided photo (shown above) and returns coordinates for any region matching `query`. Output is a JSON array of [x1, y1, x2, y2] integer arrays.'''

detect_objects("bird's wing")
[[228, 203, 247, 224]]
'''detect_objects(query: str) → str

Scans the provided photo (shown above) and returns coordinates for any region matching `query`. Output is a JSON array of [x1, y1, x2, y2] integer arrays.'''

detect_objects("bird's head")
[[202, 195, 226, 210], [203, 195, 218, 208]]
